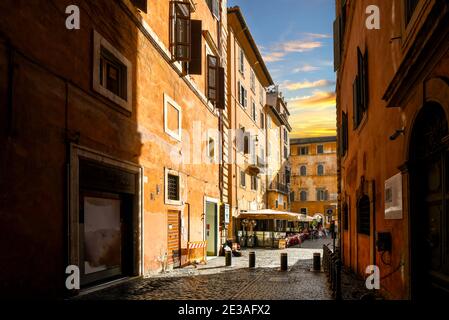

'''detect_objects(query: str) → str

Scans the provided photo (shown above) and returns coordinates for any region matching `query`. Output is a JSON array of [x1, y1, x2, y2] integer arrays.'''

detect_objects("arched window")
[[300, 166, 307, 176], [357, 195, 370, 235], [317, 164, 324, 176], [300, 190, 308, 201]]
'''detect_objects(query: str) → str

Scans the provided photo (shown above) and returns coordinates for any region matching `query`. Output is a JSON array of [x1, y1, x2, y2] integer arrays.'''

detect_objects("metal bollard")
[[249, 251, 256, 268], [313, 252, 321, 272], [280, 252, 288, 271], [225, 250, 232, 266]]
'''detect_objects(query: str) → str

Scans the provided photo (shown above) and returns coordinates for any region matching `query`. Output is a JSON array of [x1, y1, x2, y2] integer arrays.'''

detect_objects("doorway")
[[205, 200, 218, 256], [167, 210, 181, 268], [409, 102, 449, 299]]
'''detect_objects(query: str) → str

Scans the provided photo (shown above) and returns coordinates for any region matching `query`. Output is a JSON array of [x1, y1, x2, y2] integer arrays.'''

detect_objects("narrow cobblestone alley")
[[78, 239, 334, 300]]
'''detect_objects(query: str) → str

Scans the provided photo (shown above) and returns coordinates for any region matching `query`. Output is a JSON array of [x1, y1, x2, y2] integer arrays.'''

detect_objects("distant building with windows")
[[289, 137, 338, 228]]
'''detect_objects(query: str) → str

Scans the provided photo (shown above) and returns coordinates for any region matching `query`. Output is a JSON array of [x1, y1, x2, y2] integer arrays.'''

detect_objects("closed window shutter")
[[363, 50, 369, 110], [216, 67, 225, 109], [357, 48, 365, 111], [353, 76, 359, 129], [189, 20, 202, 75], [333, 17, 341, 71], [131, 0, 147, 13]]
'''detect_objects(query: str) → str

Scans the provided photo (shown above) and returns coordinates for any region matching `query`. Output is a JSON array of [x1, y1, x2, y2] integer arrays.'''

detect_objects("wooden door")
[[167, 210, 181, 268]]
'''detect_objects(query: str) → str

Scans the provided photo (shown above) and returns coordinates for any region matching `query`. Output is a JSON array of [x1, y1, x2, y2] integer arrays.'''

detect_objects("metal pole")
[[280, 252, 288, 271], [225, 250, 232, 266], [249, 251, 256, 268]]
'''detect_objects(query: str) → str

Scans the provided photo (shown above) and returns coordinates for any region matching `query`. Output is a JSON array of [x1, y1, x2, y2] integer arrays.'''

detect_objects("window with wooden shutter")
[[131, 0, 147, 13], [333, 16, 342, 71], [170, 1, 191, 62], [300, 166, 307, 176], [216, 67, 225, 109], [317, 164, 324, 176], [300, 190, 307, 201], [353, 47, 369, 129], [189, 20, 202, 75], [207, 55, 218, 102], [357, 195, 370, 235], [340, 111, 349, 156], [206, 0, 220, 20]]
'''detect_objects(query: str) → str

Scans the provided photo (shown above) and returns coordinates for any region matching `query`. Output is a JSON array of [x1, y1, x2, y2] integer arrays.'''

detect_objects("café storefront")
[[235, 209, 314, 248]]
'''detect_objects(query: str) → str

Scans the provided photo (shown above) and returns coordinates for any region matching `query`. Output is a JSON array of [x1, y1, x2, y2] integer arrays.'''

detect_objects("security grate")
[[167, 174, 180, 201]]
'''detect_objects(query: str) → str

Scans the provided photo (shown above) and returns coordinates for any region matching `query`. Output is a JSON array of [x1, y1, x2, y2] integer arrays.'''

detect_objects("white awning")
[[237, 209, 314, 222]]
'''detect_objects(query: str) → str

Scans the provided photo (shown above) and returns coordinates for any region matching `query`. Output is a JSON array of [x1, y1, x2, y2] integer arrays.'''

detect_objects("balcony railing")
[[268, 182, 289, 194]]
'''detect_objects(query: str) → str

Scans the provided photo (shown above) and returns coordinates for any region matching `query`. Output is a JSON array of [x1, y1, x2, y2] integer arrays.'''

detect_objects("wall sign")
[[385, 173, 403, 220], [224, 204, 230, 224]]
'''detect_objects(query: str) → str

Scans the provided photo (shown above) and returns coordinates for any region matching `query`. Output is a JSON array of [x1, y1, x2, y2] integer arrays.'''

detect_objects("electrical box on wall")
[[376, 232, 392, 252]]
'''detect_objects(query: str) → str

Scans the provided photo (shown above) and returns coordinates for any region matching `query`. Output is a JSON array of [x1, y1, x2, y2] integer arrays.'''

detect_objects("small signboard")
[[224, 204, 230, 224], [385, 173, 403, 220]]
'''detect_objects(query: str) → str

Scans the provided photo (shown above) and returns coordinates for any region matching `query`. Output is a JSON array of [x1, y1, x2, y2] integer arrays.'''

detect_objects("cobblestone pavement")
[[78, 239, 334, 300]]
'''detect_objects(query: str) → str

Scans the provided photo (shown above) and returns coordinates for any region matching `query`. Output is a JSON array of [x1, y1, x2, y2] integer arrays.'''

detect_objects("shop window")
[[93, 31, 132, 112], [357, 195, 370, 235], [170, 1, 191, 62], [164, 94, 182, 141]]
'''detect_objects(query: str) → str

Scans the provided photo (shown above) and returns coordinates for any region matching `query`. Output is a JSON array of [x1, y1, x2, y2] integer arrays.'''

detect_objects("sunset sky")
[[228, 0, 337, 138]]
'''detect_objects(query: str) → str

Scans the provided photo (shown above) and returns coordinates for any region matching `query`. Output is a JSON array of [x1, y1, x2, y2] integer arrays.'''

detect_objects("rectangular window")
[[300, 190, 307, 202], [164, 94, 182, 141], [340, 111, 349, 156], [170, 1, 191, 62], [299, 146, 309, 155], [252, 99, 257, 122], [316, 189, 328, 201], [165, 168, 182, 205], [206, 0, 220, 20], [353, 47, 368, 129], [260, 112, 265, 129], [238, 82, 247, 108], [239, 47, 245, 74], [259, 85, 264, 105], [284, 146, 288, 159], [240, 170, 246, 188], [251, 175, 257, 191], [300, 208, 307, 215], [283, 128, 288, 145], [93, 31, 132, 112], [207, 55, 218, 102], [317, 145, 324, 154], [250, 70, 256, 92]]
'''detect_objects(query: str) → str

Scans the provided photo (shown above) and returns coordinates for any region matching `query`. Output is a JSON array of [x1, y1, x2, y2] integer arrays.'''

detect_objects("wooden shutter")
[[357, 47, 365, 111], [216, 67, 225, 109], [131, 0, 147, 13], [170, 1, 191, 62], [363, 50, 369, 110], [333, 17, 341, 71], [353, 76, 359, 129], [189, 20, 202, 74], [207, 55, 218, 101]]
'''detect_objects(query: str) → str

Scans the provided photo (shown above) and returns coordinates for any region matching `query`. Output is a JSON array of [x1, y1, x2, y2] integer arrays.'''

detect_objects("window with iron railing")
[[167, 174, 180, 201]]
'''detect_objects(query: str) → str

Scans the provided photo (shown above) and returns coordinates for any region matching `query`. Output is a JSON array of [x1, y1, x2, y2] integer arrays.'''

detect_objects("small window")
[[300, 208, 307, 215], [260, 112, 265, 129], [299, 146, 309, 155], [243, 134, 250, 155], [316, 189, 328, 201], [252, 100, 257, 122], [207, 135, 215, 159], [290, 192, 295, 202], [206, 0, 220, 20], [259, 85, 264, 105], [357, 195, 370, 235], [317, 145, 324, 154], [340, 111, 349, 156], [275, 200, 279, 208], [165, 169, 182, 205], [207, 55, 218, 102], [250, 70, 256, 92], [353, 47, 368, 129], [239, 47, 245, 74], [240, 170, 246, 188], [238, 82, 247, 108], [284, 128, 288, 145], [317, 164, 324, 176], [300, 166, 307, 176], [251, 175, 258, 191], [164, 94, 182, 141], [284, 146, 288, 159], [300, 190, 308, 201], [93, 31, 132, 112], [170, 1, 191, 62]]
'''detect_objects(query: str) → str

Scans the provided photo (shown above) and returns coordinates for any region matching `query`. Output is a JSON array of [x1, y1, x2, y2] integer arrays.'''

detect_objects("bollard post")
[[280, 252, 288, 271], [249, 251, 256, 268], [313, 252, 321, 272], [225, 250, 232, 267]]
